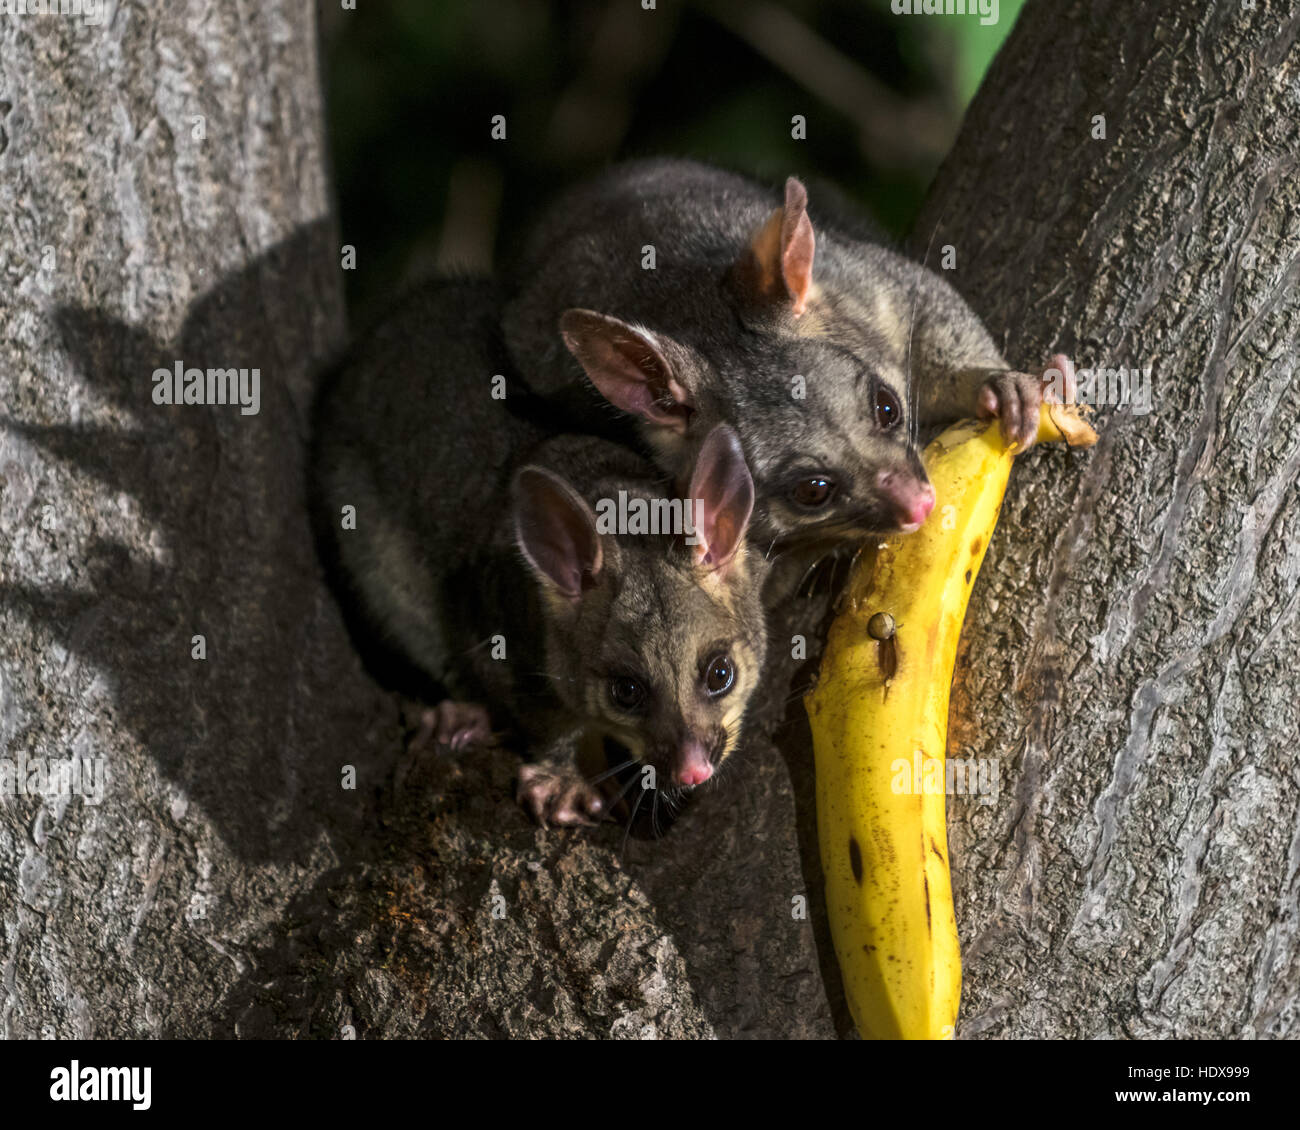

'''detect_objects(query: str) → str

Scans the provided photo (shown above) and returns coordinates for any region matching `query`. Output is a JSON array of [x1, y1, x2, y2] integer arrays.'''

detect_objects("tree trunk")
[[0, 1, 376, 1037], [0, 2, 737, 1040], [908, 0, 1300, 1037], [6, 0, 1294, 1041]]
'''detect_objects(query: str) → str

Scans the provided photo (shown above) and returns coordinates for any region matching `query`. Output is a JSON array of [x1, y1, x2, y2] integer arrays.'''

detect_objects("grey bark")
[[909, 0, 1300, 1038], [0, 1, 809, 1041], [0, 1, 385, 1037], [3, 0, 1295, 1041]]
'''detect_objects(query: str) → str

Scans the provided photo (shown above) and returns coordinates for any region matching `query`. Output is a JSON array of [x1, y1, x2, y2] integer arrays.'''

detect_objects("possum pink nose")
[[905, 486, 935, 526], [877, 472, 935, 530], [676, 762, 713, 787], [674, 740, 714, 787]]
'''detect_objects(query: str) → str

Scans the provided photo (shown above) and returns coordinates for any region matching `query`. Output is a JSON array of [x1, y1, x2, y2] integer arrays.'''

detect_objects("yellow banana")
[[804, 403, 1097, 1040]]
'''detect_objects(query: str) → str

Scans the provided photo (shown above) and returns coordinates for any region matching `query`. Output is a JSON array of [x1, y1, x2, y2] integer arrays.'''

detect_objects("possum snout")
[[674, 737, 714, 787], [663, 725, 728, 788], [875, 469, 935, 532]]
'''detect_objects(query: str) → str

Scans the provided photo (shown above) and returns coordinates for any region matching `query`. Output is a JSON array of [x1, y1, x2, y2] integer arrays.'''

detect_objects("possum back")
[[310, 278, 547, 695]]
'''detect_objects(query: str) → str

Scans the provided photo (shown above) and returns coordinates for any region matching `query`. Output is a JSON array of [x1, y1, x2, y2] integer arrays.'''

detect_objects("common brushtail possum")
[[501, 158, 1057, 571], [310, 278, 769, 826]]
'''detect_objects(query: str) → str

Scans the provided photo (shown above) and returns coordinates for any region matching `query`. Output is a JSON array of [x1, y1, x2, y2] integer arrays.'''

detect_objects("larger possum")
[[501, 158, 1055, 581], [311, 278, 769, 826]]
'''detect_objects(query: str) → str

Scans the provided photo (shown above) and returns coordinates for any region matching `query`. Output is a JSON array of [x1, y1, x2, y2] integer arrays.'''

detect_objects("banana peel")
[[804, 402, 1097, 1040]]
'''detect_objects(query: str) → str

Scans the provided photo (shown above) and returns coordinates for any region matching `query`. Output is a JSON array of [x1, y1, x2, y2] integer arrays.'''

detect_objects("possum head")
[[513, 425, 767, 790], [557, 177, 934, 551]]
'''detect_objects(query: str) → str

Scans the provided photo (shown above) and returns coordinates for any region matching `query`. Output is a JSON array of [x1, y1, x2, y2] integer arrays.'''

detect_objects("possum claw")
[[517, 763, 606, 827], [977, 355, 1076, 453], [407, 700, 493, 754]]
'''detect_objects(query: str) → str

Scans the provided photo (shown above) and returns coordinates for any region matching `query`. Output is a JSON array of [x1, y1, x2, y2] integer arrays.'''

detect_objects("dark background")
[[321, 0, 1023, 323]]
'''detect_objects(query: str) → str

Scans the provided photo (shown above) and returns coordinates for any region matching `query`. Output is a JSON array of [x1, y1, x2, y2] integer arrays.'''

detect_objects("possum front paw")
[[406, 699, 494, 754], [977, 354, 1075, 453], [516, 761, 607, 827]]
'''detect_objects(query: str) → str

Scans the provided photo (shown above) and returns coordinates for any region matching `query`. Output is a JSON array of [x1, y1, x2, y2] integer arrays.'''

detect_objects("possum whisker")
[[652, 785, 686, 837], [621, 787, 647, 857], [794, 552, 835, 596], [585, 757, 638, 787], [608, 770, 641, 811], [782, 681, 816, 707], [908, 209, 949, 446], [522, 670, 580, 685]]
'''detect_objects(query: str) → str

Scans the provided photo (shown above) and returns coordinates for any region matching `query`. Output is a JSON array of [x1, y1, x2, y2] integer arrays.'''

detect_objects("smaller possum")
[[310, 278, 769, 826]]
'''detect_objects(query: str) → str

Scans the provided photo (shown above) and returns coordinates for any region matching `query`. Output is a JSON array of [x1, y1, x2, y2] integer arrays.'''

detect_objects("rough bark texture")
[[219, 592, 840, 1041], [4, 0, 1295, 1041], [0, 2, 826, 1041], [0, 1, 382, 1037], [910, 0, 1300, 1038]]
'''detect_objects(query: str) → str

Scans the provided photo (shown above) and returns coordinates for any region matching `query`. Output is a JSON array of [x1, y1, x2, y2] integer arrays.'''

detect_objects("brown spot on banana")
[[876, 636, 898, 683]]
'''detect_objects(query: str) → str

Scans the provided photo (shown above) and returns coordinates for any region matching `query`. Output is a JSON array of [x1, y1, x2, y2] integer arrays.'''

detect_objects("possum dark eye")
[[874, 385, 903, 430], [608, 676, 647, 712], [703, 654, 735, 698], [791, 476, 836, 508]]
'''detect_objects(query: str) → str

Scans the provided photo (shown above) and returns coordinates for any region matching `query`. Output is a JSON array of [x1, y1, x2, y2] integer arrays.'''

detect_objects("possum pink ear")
[[735, 177, 816, 316], [559, 309, 692, 434], [513, 467, 603, 601], [688, 425, 754, 571]]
